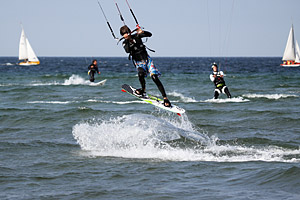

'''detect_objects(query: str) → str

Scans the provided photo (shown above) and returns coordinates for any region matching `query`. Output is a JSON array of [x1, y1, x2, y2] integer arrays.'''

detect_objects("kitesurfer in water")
[[210, 62, 231, 99], [88, 59, 101, 82], [120, 25, 171, 107]]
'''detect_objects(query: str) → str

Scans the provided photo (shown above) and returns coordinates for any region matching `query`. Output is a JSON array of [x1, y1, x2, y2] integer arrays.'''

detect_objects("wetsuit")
[[210, 71, 231, 99], [122, 31, 167, 98], [88, 64, 99, 82]]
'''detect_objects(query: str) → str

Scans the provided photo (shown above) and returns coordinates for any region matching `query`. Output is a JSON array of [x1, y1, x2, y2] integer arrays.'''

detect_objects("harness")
[[213, 71, 225, 88], [216, 83, 225, 88], [126, 35, 155, 61]]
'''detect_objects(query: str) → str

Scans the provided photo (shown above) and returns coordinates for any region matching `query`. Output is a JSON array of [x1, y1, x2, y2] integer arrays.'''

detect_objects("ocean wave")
[[243, 93, 298, 100], [72, 114, 299, 163]]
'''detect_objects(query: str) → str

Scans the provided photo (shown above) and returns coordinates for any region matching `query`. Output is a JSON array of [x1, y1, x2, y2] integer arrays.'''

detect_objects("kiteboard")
[[90, 79, 107, 86], [121, 84, 185, 116]]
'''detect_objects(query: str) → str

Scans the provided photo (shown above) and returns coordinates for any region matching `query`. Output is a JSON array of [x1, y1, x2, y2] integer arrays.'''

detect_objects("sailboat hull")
[[19, 61, 40, 66], [280, 63, 300, 67]]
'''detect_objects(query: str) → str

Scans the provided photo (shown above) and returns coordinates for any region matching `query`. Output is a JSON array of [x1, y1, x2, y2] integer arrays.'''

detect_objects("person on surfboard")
[[88, 59, 101, 82], [210, 62, 231, 99], [120, 25, 171, 107]]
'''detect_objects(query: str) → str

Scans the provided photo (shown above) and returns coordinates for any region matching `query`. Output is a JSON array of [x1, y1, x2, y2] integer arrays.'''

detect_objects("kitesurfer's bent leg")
[[151, 74, 171, 107], [151, 74, 166, 97], [221, 86, 231, 98], [224, 87, 232, 98], [214, 88, 221, 99]]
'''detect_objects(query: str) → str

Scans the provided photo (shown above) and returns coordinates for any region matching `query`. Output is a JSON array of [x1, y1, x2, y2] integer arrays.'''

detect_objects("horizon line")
[[0, 56, 283, 58]]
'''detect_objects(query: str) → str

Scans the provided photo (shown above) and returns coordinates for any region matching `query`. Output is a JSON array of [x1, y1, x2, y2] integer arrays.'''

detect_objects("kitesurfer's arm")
[[137, 28, 152, 38], [95, 66, 100, 74], [210, 74, 215, 82], [219, 71, 224, 78]]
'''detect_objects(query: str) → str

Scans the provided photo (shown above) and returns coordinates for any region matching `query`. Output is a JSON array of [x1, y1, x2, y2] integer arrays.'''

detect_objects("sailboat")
[[18, 27, 40, 66], [281, 24, 300, 67]]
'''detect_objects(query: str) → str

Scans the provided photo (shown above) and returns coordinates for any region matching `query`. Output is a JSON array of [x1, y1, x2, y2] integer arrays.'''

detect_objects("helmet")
[[211, 62, 218, 69]]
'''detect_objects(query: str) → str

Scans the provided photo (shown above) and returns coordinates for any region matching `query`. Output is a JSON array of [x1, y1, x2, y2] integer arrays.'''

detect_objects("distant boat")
[[281, 24, 300, 67], [18, 27, 40, 66]]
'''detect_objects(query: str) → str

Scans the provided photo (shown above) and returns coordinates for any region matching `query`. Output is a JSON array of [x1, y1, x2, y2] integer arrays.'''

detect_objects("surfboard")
[[121, 84, 185, 116], [91, 79, 107, 86]]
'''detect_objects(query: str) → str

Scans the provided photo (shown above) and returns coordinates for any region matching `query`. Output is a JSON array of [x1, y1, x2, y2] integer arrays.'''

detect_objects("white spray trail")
[[72, 114, 300, 163]]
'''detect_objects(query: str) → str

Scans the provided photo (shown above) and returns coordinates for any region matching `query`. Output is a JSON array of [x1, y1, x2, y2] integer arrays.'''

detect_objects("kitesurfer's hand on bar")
[[137, 28, 143, 34]]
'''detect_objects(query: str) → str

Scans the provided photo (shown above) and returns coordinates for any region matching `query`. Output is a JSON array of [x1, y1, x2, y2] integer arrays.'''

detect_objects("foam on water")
[[202, 97, 249, 103], [1, 62, 15, 66], [26, 75, 101, 86], [168, 91, 197, 102], [28, 101, 75, 104], [243, 93, 298, 100], [0, 83, 17, 87], [72, 114, 299, 162], [63, 74, 90, 85], [29, 82, 60, 86], [86, 99, 145, 104]]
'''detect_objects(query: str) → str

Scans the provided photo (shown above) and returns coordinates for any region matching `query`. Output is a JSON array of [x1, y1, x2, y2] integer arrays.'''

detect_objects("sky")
[[1, 0, 300, 57]]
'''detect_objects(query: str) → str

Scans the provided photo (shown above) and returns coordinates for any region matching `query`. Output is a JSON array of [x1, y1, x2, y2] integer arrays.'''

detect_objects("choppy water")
[[1, 57, 300, 199]]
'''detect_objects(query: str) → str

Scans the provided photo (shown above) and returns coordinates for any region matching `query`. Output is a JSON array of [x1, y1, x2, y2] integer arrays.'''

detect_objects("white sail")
[[282, 25, 296, 61], [18, 28, 39, 62], [19, 28, 28, 60], [25, 38, 39, 62], [295, 40, 300, 63]]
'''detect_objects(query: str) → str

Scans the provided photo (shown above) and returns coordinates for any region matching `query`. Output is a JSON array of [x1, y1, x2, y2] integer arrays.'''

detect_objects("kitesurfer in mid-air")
[[88, 59, 101, 82], [210, 62, 231, 99], [120, 25, 171, 107]]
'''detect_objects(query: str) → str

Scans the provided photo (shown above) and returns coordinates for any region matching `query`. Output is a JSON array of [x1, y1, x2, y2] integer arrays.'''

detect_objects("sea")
[[0, 57, 299, 200]]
